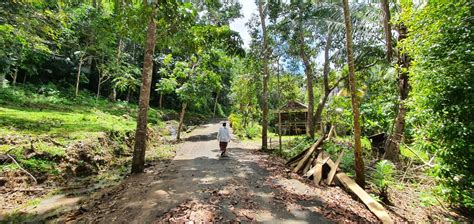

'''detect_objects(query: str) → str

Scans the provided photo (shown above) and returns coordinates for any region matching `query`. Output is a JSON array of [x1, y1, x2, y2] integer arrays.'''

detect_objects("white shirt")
[[217, 126, 231, 142]]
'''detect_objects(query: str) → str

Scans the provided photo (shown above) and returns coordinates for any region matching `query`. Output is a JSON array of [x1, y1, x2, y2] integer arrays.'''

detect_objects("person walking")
[[217, 122, 231, 157]]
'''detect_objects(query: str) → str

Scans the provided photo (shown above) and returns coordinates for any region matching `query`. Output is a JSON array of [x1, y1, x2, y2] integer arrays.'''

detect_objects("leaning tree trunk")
[[96, 76, 101, 99], [177, 102, 187, 140], [381, 0, 393, 63], [385, 23, 410, 162], [258, 0, 270, 150], [314, 30, 333, 134], [342, 0, 365, 187], [131, 9, 156, 174]]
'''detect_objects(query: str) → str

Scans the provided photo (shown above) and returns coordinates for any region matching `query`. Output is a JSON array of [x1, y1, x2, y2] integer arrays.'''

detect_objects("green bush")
[[228, 113, 245, 138], [274, 137, 314, 160], [324, 139, 355, 176], [370, 160, 395, 201], [244, 123, 261, 139]]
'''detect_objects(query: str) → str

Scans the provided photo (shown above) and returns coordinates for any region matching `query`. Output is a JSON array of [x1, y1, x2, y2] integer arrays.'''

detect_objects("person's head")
[[222, 122, 226, 127]]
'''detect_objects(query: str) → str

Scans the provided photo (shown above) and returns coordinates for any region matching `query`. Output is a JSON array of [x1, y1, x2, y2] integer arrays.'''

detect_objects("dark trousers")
[[219, 142, 228, 151]]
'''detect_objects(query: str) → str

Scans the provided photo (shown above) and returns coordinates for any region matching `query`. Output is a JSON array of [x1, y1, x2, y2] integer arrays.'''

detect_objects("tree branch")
[[356, 60, 379, 71], [7, 154, 38, 185], [329, 75, 347, 92], [402, 143, 435, 168]]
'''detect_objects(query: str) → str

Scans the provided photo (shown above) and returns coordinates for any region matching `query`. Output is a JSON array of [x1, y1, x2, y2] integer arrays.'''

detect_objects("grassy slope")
[[0, 86, 173, 173]]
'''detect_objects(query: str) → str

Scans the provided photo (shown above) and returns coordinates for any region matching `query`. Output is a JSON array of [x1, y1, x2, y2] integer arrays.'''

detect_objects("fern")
[[370, 160, 395, 202]]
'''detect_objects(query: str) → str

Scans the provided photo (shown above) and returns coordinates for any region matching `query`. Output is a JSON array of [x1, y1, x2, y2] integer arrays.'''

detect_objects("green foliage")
[[401, 0, 474, 210], [229, 57, 262, 131], [228, 113, 245, 138], [269, 73, 304, 108], [370, 160, 395, 200], [419, 189, 439, 208], [324, 139, 355, 175], [229, 112, 262, 139], [326, 94, 353, 135], [274, 137, 314, 160], [360, 65, 398, 135], [112, 62, 141, 94], [244, 123, 262, 139]]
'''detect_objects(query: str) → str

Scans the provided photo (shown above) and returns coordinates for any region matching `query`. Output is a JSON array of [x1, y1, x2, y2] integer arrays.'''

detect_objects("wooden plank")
[[302, 153, 316, 174], [286, 147, 309, 166], [292, 137, 325, 173], [304, 152, 322, 177], [336, 172, 394, 224], [313, 154, 330, 185], [323, 156, 393, 224], [326, 150, 345, 185]]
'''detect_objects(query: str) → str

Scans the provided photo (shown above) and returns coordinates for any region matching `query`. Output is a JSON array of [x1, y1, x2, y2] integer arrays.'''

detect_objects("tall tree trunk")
[[277, 57, 282, 151], [126, 88, 131, 102], [110, 88, 117, 101], [315, 30, 333, 134], [131, 9, 156, 174], [96, 82, 101, 99], [381, 0, 393, 62], [213, 91, 219, 118], [159, 92, 163, 108], [177, 102, 187, 140], [258, 0, 269, 150], [385, 23, 410, 162], [0, 74, 5, 88], [75, 56, 84, 98], [296, 5, 315, 139], [299, 29, 315, 139], [110, 38, 123, 102], [12, 68, 18, 86], [342, 0, 365, 187], [314, 93, 328, 134]]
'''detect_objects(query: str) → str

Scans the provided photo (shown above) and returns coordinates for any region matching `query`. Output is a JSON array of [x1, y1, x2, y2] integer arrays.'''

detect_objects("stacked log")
[[285, 137, 394, 224], [286, 136, 326, 174]]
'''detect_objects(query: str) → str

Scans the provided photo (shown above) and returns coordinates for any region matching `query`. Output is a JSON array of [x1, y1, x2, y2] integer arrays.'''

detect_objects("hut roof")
[[279, 101, 308, 112]]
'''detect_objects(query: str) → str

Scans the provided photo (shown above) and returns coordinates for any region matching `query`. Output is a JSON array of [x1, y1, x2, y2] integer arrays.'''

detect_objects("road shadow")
[[63, 147, 374, 223], [185, 132, 218, 142]]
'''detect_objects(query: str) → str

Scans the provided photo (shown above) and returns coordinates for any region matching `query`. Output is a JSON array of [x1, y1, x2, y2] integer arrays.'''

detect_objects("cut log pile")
[[286, 136, 394, 224]]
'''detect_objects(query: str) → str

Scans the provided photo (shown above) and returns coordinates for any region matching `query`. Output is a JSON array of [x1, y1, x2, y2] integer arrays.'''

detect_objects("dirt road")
[[63, 121, 377, 223]]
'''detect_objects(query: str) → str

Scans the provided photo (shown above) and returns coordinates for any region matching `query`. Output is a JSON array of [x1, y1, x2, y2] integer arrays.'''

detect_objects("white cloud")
[[229, 0, 257, 49]]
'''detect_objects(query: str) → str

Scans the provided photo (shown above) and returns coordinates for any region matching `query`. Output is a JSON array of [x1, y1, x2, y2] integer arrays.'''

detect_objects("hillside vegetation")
[[0, 86, 177, 212]]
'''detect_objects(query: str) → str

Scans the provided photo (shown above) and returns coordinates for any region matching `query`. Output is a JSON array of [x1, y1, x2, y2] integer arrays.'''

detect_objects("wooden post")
[[278, 111, 282, 151]]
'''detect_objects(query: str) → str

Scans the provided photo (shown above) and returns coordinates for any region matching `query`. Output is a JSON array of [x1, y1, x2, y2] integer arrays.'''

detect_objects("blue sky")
[[229, 0, 257, 49]]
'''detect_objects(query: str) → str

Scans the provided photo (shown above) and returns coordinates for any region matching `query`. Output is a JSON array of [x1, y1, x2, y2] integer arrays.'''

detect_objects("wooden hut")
[[274, 101, 308, 135]]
